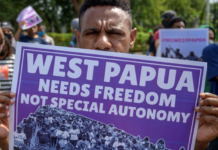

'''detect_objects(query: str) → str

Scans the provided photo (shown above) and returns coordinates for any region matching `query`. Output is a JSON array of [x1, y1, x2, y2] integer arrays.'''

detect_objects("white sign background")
[[160, 29, 208, 60]]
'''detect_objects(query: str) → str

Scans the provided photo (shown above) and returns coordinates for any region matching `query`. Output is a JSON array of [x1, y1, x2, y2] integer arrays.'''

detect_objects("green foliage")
[[131, 0, 163, 29], [47, 33, 72, 46], [162, 0, 205, 27], [36, 0, 75, 32], [130, 31, 149, 52], [0, 0, 208, 33], [210, 2, 218, 33], [0, 0, 75, 32], [131, 0, 205, 30], [0, 0, 212, 49]]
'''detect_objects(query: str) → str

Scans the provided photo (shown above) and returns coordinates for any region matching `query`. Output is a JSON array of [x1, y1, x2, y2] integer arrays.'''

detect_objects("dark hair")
[[79, 0, 132, 29], [169, 17, 186, 28], [38, 23, 46, 27], [0, 36, 13, 59], [37, 23, 46, 30], [161, 10, 177, 28], [153, 25, 163, 33]]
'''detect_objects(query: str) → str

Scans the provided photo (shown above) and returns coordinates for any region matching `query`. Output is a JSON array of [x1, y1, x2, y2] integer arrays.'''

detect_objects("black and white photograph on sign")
[[13, 105, 175, 150], [159, 29, 208, 61], [180, 146, 186, 150], [161, 45, 200, 61]]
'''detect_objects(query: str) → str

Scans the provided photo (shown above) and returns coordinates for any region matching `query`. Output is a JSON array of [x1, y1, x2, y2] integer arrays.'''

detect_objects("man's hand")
[[194, 93, 218, 150], [14, 21, 25, 41], [0, 91, 15, 149]]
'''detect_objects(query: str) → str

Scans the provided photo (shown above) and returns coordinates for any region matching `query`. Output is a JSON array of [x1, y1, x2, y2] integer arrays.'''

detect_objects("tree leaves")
[[0, 0, 207, 33], [130, 0, 205, 31]]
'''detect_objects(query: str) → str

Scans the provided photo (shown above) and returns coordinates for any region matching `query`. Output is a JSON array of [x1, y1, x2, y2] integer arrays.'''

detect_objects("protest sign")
[[159, 29, 208, 61], [10, 42, 206, 150], [16, 6, 42, 30]]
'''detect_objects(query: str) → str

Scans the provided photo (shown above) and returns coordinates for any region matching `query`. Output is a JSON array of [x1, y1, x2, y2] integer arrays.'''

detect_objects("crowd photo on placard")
[[161, 45, 201, 61], [1, 0, 218, 150], [14, 105, 174, 150]]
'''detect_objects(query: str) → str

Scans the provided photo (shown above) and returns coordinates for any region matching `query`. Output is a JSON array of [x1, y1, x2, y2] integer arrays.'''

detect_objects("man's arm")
[[48, 132, 51, 144], [149, 52, 154, 56], [154, 39, 159, 50], [14, 22, 24, 41], [216, 76, 218, 80], [51, 38, 55, 46], [14, 28, 22, 41], [194, 140, 208, 150], [0, 137, 9, 150], [0, 91, 15, 150], [168, 45, 175, 53], [36, 130, 40, 144]]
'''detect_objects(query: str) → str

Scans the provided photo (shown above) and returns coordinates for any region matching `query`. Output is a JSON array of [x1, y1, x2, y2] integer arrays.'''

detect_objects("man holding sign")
[[0, 0, 218, 150], [14, 6, 48, 45]]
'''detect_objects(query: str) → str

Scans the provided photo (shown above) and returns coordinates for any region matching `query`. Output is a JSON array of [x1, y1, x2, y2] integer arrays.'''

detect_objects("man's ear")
[[129, 28, 137, 49], [75, 29, 80, 48]]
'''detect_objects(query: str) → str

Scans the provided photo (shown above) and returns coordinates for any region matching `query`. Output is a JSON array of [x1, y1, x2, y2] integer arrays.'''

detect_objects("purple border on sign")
[[14, 46, 204, 150]]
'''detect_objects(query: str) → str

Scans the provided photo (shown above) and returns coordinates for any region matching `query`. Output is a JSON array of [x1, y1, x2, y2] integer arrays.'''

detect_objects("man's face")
[[42, 125, 46, 130], [27, 25, 38, 35], [209, 29, 214, 42], [61, 126, 65, 131], [76, 6, 137, 53], [17, 128, 22, 133], [2, 28, 13, 36], [38, 25, 46, 32], [171, 21, 185, 29], [176, 49, 180, 54]]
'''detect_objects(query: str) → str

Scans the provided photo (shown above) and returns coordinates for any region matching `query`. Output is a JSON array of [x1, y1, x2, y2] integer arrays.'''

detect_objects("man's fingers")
[[0, 104, 9, 111], [0, 123, 9, 139], [200, 93, 218, 99], [196, 115, 218, 133], [0, 93, 15, 105], [0, 113, 9, 119], [195, 106, 218, 117], [197, 115, 218, 126], [0, 91, 15, 98], [198, 97, 218, 107]]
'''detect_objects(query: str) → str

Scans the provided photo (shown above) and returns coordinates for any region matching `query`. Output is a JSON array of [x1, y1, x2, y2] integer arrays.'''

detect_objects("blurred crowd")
[[0, 17, 79, 91], [145, 10, 218, 99], [0, 5, 218, 150]]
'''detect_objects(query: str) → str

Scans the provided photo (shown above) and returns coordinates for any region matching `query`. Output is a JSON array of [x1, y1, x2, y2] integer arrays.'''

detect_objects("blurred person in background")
[[202, 26, 218, 150], [146, 29, 153, 55], [149, 10, 177, 56], [0, 26, 15, 92], [69, 18, 79, 47], [14, 22, 48, 44], [199, 25, 216, 95], [168, 16, 186, 29], [155, 16, 186, 57], [37, 23, 55, 45], [0, 21, 16, 53], [148, 25, 163, 56], [199, 25, 216, 44]]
